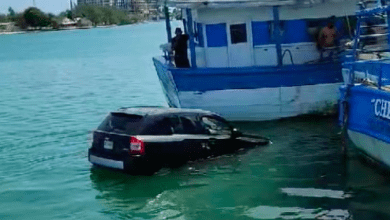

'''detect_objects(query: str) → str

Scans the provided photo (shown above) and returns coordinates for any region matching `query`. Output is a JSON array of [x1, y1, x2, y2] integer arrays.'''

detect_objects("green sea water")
[[1, 22, 390, 220]]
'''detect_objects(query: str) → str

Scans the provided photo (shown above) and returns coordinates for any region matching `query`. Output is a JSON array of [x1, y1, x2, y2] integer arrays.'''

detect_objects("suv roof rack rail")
[[118, 106, 166, 110]]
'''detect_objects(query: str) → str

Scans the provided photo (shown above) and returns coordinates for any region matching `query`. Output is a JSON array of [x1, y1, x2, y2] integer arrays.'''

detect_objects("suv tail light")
[[129, 136, 145, 155]]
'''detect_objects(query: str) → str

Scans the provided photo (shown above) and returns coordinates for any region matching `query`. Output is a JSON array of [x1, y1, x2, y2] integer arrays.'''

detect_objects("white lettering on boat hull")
[[372, 99, 390, 120]]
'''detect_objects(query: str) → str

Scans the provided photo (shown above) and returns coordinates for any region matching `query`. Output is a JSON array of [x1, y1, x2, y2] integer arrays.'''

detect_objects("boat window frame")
[[230, 23, 248, 44]]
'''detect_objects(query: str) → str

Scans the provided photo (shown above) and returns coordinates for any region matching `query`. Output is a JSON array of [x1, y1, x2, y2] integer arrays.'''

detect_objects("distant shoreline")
[[0, 19, 171, 36], [0, 31, 26, 35], [0, 22, 146, 36]]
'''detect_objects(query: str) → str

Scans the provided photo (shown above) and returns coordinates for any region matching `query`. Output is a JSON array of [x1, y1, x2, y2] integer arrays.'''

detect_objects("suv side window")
[[180, 116, 201, 134], [200, 116, 232, 136], [169, 116, 184, 134], [144, 117, 173, 135], [143, 115, 213, 135], [146, 116, 186, 135]]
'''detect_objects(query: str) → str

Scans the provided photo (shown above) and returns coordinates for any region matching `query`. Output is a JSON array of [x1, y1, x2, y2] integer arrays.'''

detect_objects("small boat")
[[153, 0, 358, 121], [339, 1, 390, 169]]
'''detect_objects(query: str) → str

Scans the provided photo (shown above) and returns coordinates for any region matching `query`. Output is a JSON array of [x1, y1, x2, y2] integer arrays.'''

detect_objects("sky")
[[1, 0, 71, 15]]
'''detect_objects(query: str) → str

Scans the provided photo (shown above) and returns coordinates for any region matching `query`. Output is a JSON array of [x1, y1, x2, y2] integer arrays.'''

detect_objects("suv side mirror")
[[232, 128, 242, 138]]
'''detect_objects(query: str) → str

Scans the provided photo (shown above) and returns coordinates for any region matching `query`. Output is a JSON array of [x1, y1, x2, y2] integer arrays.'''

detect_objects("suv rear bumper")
[[89, 154, 125, 170], [88, 148, 160, 174]]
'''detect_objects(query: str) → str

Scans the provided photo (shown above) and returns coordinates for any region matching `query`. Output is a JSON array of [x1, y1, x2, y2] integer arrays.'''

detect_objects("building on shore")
[[77, 0, 160, 13], [116, 0, 131, 10], [0, 22, 20, 33], [77, 0, 116, 7]]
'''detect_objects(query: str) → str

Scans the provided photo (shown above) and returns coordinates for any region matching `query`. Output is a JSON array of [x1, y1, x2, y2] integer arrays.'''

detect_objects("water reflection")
[[343, 150, 390, 220], [243, 205, 351, 219], [89, 117, 390, 219], [89, 152, 259, 219], [90, 167, 182, 219]]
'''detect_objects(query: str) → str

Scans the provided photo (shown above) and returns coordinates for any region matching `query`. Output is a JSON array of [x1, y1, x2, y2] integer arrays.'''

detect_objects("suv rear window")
[[97, 113, 143, 135]]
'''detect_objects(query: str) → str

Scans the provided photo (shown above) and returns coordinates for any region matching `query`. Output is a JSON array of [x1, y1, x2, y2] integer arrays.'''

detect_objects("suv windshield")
[[97, 113, 143, 135], [201, 116, 232, 136]]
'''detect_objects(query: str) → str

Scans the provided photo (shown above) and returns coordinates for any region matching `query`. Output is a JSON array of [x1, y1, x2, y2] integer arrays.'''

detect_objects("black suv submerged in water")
[[88, 107, 269, 174]]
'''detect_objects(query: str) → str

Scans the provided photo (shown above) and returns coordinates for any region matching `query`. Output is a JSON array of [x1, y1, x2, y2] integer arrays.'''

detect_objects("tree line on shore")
[[0, 5, 143, 30]]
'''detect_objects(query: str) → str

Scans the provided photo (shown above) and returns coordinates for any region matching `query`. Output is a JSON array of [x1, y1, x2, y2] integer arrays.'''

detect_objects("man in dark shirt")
[[171, 28, 190, 68]]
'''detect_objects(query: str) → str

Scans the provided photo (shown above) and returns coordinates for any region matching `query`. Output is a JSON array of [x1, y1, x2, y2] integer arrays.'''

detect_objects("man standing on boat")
[[318, 16, 338, 48], [171, 27, 190, 68], [318, 16, 339, 60]]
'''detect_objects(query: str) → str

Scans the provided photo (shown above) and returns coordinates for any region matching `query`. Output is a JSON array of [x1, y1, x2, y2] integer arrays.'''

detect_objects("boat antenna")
[[345, 13, 352, 39]]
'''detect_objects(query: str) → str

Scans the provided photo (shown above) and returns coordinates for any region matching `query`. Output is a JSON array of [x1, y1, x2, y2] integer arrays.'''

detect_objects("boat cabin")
[[154, 0, 361, 120], [165, 0, 358, 68]]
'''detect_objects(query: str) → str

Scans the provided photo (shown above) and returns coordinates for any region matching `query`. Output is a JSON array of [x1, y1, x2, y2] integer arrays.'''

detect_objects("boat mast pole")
[[386, 2, 390, 46], [186, 8, 197, 68], [273, 6, 283, 66], [352, 16, 361, 61], [164, 1, 172, 43]]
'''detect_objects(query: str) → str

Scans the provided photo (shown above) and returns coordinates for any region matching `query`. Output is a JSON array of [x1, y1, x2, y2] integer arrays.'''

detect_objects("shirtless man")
[[318, 17, 337, 48]]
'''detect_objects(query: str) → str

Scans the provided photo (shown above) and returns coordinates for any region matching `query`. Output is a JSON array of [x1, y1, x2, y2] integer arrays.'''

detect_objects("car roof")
[[112, 106, 218, 118]]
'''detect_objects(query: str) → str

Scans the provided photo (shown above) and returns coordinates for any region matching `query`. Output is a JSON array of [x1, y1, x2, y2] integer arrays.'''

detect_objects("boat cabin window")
[[230, 23, 247, 44], [252, 21, 272, 45], [281, 20, 311, 43], [206, 23, 228, 47], [305, 17, 351, 43]]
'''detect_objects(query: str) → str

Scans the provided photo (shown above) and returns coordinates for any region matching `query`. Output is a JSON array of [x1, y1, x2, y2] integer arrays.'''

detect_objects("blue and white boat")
[[339, 2, 390, 168], [154, 0, 358, 121]]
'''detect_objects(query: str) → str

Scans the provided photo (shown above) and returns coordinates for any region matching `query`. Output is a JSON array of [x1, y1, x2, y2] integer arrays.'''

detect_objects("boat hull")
[[347, 129, 390, 168], [340, 84, 390, 169], [154, 57, 343, 121], [178, 83, 340, 121]]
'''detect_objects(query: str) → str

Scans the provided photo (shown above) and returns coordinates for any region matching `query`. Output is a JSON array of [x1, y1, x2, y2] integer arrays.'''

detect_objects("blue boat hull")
[[340, 85, 390, 168], [154, 56, 344, 121]]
